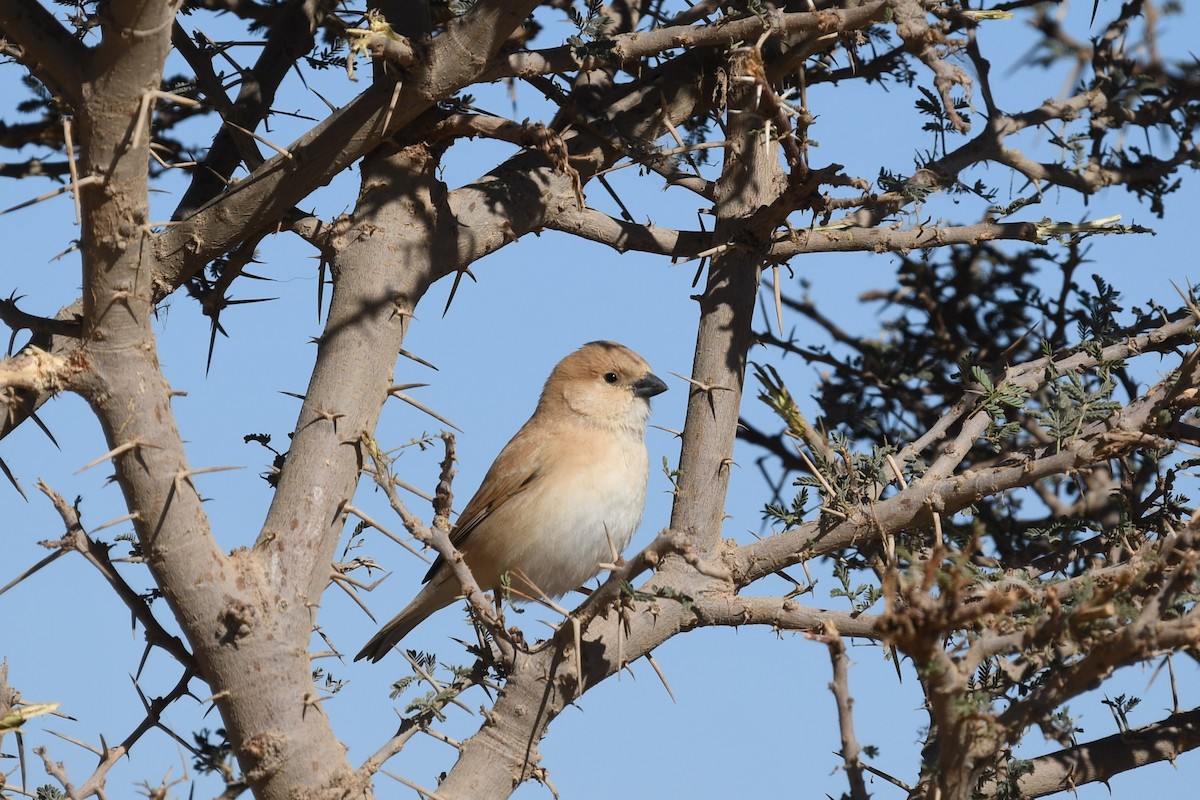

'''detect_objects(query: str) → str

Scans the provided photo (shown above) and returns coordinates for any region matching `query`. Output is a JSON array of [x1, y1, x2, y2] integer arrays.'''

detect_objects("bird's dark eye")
[[603, 372, 619, 384]]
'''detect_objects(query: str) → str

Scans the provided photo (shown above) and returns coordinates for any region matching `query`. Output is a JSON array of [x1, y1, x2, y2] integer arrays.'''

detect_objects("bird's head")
[[538, 341, 668, 431]]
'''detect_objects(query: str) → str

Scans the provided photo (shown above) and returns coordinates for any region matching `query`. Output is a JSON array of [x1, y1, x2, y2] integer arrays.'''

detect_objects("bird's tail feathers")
[[353, 577, 458, 662]]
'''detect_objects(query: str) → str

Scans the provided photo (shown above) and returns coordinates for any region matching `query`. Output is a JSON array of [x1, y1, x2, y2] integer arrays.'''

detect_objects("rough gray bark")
[[0, 2, 546, 798], [669, 46, 780, 561]]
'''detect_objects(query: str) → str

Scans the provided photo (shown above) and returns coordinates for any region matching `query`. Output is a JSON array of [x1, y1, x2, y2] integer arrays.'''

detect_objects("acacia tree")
[[1, 1, 1199, 799]]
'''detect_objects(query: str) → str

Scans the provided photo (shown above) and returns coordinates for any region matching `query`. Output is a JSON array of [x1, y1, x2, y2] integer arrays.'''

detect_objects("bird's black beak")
[[632, 372, 669, 398]]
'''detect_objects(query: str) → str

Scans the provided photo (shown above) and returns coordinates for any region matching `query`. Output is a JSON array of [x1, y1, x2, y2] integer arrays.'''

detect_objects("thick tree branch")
[[667, 44, 780, 561], [0, 157, 71, 178], [258, 143, 444, 600], [60, 4, 365, 800], [154, 0, 543, 292], [0, 0, 87, 108], [544, 204, 712, 256], [977, 707, 1200, 798], [690, 595, 883, 639], [171, 0, 339, 218]]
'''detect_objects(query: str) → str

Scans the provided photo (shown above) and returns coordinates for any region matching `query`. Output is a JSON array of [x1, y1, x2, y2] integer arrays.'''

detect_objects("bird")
[[356, 340, 668, 662]]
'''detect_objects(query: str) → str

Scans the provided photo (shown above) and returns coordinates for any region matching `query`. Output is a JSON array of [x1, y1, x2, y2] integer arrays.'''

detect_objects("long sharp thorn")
[[399, 348, 438, 370], [206, 318, 219, 375], [77, 441, 139, 474], [331, 574, 377, 621], [0, 548, 69, 596], [441, 268, 476, 318], [389, 389, 463, 432], [0, 456, 27, 500], [645, 652, 676, 703], [317, 259, 327, 323], [29, 411, 60, 449], [772, 264, 784, 334]]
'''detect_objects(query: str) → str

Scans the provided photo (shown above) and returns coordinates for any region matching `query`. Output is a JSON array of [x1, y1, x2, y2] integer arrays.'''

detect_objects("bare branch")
[[738, 311, 1200, 583], [0, 0, 87, 107], [480, 2, 890, 81], [810, 627, 870, 800], [35, 480, 197, 672]]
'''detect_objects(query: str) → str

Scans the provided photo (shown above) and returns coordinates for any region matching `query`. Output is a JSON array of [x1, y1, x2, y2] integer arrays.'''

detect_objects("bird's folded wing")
[[420, 454, 543, 584]]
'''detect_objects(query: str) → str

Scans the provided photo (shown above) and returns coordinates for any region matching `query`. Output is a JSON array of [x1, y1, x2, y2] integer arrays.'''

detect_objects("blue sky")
[[3, 2, 1200, 797]]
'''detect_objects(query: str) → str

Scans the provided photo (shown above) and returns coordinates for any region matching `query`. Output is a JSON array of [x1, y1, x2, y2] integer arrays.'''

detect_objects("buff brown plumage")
[[356, 341, 667, 662]]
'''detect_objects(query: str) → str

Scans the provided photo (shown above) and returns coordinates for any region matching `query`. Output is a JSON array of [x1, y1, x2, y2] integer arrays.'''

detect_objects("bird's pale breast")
[[464, 425, 649, 597]]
